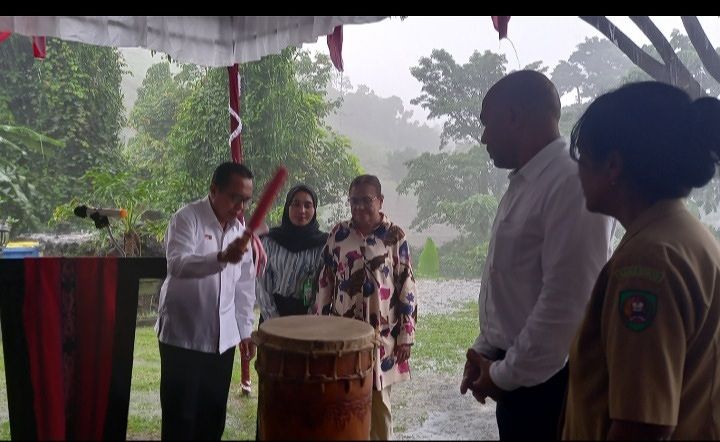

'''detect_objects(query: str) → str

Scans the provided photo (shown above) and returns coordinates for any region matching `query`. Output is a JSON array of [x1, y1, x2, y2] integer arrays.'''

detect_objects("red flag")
[[0, 33, 46, 59], [32, 36, 46, 59], [327, 25, 343, 72], [491, 16, 511, 40]]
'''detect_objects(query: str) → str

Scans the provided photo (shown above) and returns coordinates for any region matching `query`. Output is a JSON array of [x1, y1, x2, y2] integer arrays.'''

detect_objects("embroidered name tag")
[[616, 266, 664, 283]]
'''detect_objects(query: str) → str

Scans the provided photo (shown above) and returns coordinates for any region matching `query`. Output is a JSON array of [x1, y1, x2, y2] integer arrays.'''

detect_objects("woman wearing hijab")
[[256, 184, 329, 321]]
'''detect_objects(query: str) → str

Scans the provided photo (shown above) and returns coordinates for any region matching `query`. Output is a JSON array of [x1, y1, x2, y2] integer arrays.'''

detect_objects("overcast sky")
[[303, 16, 720, 123]]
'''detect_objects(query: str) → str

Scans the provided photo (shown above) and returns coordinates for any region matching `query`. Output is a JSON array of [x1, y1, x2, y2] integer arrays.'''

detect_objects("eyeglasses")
[[226, 193, 254, 208], [347, 196, 379, 207]]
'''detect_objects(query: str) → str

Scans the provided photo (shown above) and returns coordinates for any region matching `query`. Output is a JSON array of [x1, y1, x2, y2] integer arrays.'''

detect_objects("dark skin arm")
[[394, 344, 411, 363], [607, 420, 674, 440], [459, 348, 505, 404]]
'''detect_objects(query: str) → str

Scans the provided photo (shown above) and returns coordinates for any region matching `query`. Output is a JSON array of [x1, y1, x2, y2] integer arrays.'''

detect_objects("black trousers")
[[159, 341, 235, 440], [495, 362, 569, 440]]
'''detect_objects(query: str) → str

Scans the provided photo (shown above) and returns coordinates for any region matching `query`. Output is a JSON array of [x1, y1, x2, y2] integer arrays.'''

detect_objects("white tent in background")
[[0, 16, 388, 66]]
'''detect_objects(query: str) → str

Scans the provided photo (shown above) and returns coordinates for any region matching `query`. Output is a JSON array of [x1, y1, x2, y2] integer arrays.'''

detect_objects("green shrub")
[[416, 237, 440, 278]]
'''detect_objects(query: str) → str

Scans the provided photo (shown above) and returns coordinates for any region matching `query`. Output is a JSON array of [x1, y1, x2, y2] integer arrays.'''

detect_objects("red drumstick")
[[235, 166, 288, 252], [247, 166, 288, 233]]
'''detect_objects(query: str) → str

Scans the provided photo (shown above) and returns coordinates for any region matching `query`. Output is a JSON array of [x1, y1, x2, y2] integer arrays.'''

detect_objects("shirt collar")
[[510, 137, 567, 183], [202, 195, 241, 232], [616, 198, 688, 252], [348, 212, 391, 236]]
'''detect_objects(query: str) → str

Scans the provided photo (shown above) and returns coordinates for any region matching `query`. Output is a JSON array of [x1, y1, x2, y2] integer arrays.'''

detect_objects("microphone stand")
[[90, 213, 126, 257]]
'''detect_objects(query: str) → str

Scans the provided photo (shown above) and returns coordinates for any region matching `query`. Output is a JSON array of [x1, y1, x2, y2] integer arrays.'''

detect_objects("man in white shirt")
[[459, 70, 612, 440], [155, 162, 256, 440]]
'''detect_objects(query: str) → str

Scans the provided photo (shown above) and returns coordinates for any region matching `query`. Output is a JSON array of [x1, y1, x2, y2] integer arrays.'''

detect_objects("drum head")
[[254, 315, 376, 354]]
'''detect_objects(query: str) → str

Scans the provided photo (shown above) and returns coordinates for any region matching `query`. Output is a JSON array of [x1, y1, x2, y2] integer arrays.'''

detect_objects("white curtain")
[[0, 16, 387, 66]]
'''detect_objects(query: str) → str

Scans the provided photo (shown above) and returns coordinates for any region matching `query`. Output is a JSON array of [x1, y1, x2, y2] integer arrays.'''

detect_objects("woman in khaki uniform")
[[562, 82, 720, 440]]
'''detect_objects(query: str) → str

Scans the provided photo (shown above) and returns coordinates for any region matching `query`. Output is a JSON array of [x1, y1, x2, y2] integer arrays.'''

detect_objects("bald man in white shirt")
[[459, 70, 613, 440]]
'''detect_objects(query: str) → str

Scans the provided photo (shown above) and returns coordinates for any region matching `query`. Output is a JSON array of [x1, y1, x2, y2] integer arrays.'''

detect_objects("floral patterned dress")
[[314, 214, 417, 390]]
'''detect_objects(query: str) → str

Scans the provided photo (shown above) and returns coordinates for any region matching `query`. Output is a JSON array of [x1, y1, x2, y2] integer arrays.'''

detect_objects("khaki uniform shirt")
[[563, 199, 720, 439]]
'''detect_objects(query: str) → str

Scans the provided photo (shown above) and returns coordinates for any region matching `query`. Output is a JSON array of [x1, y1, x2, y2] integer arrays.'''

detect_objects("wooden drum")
[[253, 315, 376, 440]]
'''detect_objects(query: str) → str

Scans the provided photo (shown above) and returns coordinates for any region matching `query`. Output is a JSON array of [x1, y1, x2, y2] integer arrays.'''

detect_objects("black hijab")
[[266, 184, 328, 253]]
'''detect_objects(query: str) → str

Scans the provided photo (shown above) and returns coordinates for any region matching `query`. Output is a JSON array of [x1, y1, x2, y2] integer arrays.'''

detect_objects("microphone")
[[74, 205, 128, 219]]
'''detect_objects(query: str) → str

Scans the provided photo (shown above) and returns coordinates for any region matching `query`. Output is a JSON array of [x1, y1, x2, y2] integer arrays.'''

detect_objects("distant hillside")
[[325, 84, 458, 247], [326, 85, 441, 177]]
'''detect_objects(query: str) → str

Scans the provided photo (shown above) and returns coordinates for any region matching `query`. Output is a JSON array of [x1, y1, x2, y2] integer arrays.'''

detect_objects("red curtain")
[[23, 257, 118, 439]]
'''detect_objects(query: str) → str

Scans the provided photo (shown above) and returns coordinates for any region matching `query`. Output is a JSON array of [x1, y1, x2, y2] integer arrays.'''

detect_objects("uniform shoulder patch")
[[619, 290, 657, 331]]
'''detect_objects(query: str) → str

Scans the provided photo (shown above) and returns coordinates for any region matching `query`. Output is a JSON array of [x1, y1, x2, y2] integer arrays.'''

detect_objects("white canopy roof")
[[0, 16, 388, 66]]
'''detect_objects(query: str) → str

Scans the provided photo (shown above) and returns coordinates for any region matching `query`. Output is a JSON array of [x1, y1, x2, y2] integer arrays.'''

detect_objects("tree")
[[240, 48, 362, 207], [666, 29, 720, 97], [579, 16, 720, 98], [551, 37, 634, 105], [398, 145, 503, 233], [124, 62, 198, 176], [400, 143, 500, 277], [386, 147, 420, 179], [129, 62, 184, 141], [399, 145, 501, 278], [0, 35, 125, 231], [552, 61, 585, 105], [410, 49, 507, 149], [523, 61, 549, 75], [0, 125, 63, 231], [117, 48, 362, 243], [551, 37, 636, 136], [558, 26, 720, 216], [620, 31, 720, 217], [324, 84, 441, 180], [398, 49, 516, 277], [164, 67, 229, 201], [150, 48, 362, 215], [401, 49, 510, 277]]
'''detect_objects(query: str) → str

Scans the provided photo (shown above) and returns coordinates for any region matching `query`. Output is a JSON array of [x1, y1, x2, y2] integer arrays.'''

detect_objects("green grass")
[[126, 326, 260, 440], [0, 301, 479, 439], [0, 321, 261, 441], [412, 301, 479, 375]]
